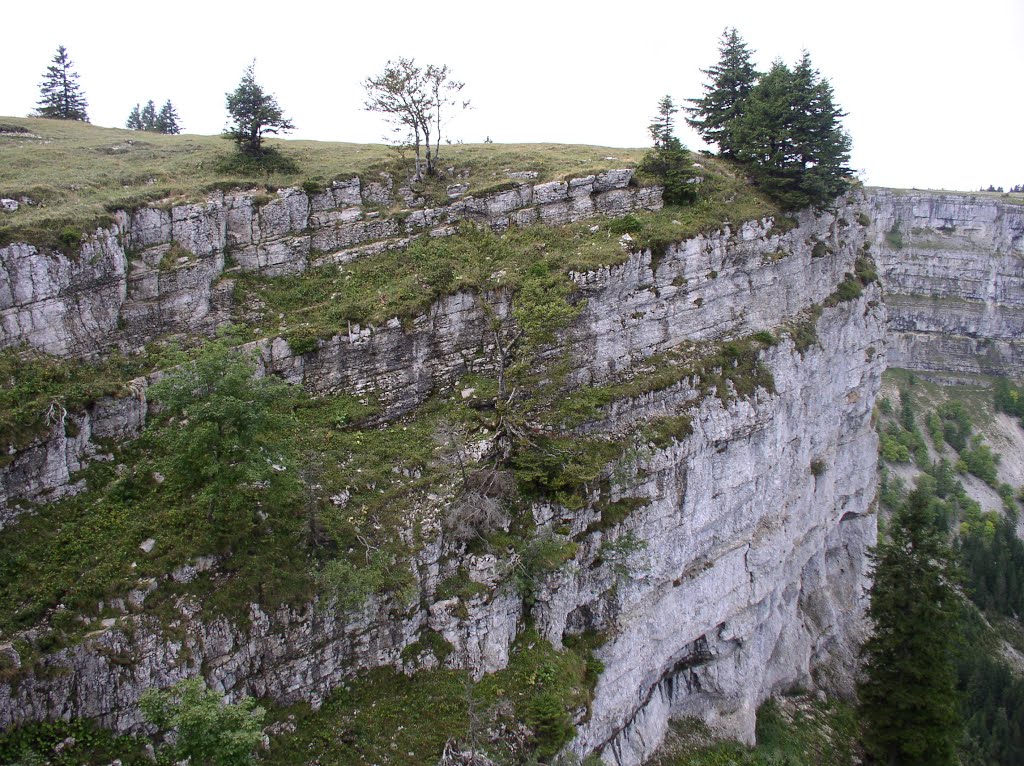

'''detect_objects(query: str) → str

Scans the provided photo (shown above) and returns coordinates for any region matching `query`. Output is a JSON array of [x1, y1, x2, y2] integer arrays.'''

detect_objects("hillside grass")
[[0, 116, 647, 248], [264, 628, 598, 766], [649, 696, 861, 766]]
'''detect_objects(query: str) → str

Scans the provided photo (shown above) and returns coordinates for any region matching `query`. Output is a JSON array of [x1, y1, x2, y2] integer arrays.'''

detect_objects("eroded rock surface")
[[868, 189, 1024, 377], [0, 194, 882, 766]]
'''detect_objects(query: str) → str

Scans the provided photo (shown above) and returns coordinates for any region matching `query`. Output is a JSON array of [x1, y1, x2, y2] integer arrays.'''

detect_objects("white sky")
[[4, 0, 1023, 191]]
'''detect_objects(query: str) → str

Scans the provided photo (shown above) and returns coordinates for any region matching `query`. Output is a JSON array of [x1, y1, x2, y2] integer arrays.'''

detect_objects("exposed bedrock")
[[0, 194, 883, 766], [0, 171, 657, 358], [867, 189, 1024, 378]]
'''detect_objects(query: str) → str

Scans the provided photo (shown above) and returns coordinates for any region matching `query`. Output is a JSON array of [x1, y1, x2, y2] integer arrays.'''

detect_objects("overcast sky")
[[4, 0, 1022, 191]]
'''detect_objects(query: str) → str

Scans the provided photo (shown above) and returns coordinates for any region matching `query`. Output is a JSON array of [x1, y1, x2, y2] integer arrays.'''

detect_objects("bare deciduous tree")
[[363, 58, 468, 179]]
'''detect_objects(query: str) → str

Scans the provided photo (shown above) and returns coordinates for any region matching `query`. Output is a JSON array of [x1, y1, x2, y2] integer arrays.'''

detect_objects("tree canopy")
[[859, 486, 962, 765], [141, 678, 266, 766], [224, 61, 294, 157], [127, 99, 182, 134], [687, 31, 853, 209], [363, 57, 468, 179], [639, 95, 698, 206], [147, 337, 300, 552], [730, 54, 853, 209], [36, 45, 89, 121], [685, 27, 758, 159]]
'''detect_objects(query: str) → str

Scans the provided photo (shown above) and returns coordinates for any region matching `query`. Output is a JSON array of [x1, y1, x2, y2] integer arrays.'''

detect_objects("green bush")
[[937, 401, 972, 452], [606, 214, 644, 235], [141, 678, 265, 766], [880, 432, 911, 463], [960, 437, 1000, 486]]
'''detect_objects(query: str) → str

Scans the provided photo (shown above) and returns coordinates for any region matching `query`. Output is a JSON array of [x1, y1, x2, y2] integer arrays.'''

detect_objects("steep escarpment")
[[0, 180, 881, 766], [0, 171, 657, 521], [867, 190, 1024, 378], [0, 169, 655, 359]]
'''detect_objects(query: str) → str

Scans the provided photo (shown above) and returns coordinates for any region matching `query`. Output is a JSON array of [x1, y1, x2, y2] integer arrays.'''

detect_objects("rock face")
[[867, 189, 1024, 377], [0, 190, 883, 766], [0, 171, 659, 358]]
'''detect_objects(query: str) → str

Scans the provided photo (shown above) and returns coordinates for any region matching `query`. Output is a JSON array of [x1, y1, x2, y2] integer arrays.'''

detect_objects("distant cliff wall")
[[867, 189, 1024, 378]]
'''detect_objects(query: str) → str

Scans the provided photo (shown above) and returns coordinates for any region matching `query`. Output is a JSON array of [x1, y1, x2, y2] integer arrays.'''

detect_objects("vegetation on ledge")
[[0, 116, 648, 248]]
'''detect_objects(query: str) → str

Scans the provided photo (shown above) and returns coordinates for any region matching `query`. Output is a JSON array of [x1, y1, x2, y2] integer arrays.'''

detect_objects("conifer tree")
[[126, 103, 144, 130], [859, 485, 962, 765], [156, 100, 182, 134], [685, 27, 758, 157], [36, 45, 89, 121], [140, 100, 158, 131], [729, 54, 852, 209], [224, 62, 294, 158], [639, 95, 697, 205]]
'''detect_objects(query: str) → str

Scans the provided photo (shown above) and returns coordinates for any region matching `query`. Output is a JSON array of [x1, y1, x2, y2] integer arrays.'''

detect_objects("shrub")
[[141, 678, 265, 766]]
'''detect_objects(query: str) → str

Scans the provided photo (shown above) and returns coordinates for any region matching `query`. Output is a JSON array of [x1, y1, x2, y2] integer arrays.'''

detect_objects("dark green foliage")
[[640, 96, 698, 206], [141, 678, 266, 766], [686, 27, 759, 158], [157, 100, 182, 134], [877, 390, 929, 465], [959, 436, 1001, 486], [36, 45, 88, 121], [0, 719, 147, 766], [147, 338, 301, 552], [937, 400, 973, 452], [954, 530, 1024, 766], [141, 100, 157, 131], [511, 436, 618, 510], [214, 146, 299, 176], [125, 103, 143, 130], [130, 100, 182, 134], [879, 429, 911, 463], [730, 54, 852, 210], [859, 485, 962, 766], [878, 471, 905, 511], [961, 515, 1024, 619], [606, 214, 644, 235], [994, 378, 1024, 425], [958, 648, 1024, 765], [224, 62, 294, 158]]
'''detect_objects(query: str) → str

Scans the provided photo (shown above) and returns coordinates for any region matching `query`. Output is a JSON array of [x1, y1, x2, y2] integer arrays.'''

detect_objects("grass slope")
[[0, 116, 647, 247]]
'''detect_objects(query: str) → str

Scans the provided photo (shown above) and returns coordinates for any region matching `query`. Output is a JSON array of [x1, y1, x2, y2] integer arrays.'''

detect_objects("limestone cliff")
[[867, 190, 1024, 378], [0, 182, 883, 766]]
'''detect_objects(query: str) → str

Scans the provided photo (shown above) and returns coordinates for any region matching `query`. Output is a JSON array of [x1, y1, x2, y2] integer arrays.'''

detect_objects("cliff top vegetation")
[[0, 116, 649, 248]]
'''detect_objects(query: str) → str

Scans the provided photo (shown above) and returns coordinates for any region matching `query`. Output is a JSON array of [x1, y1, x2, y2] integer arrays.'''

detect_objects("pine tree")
[[649, 95, 678, 150], [126, 103, 144, 130], [859, 485, 962, 765], [787, 52, 853, 206], [36, 45, 89, 121], [224, 61, 294, 158], [729, 54, 852, 209], [685, 27, 759, 157], [140, 100, 158, 131], [156, 100, 182, 134], [639, 95, 697, 206]]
